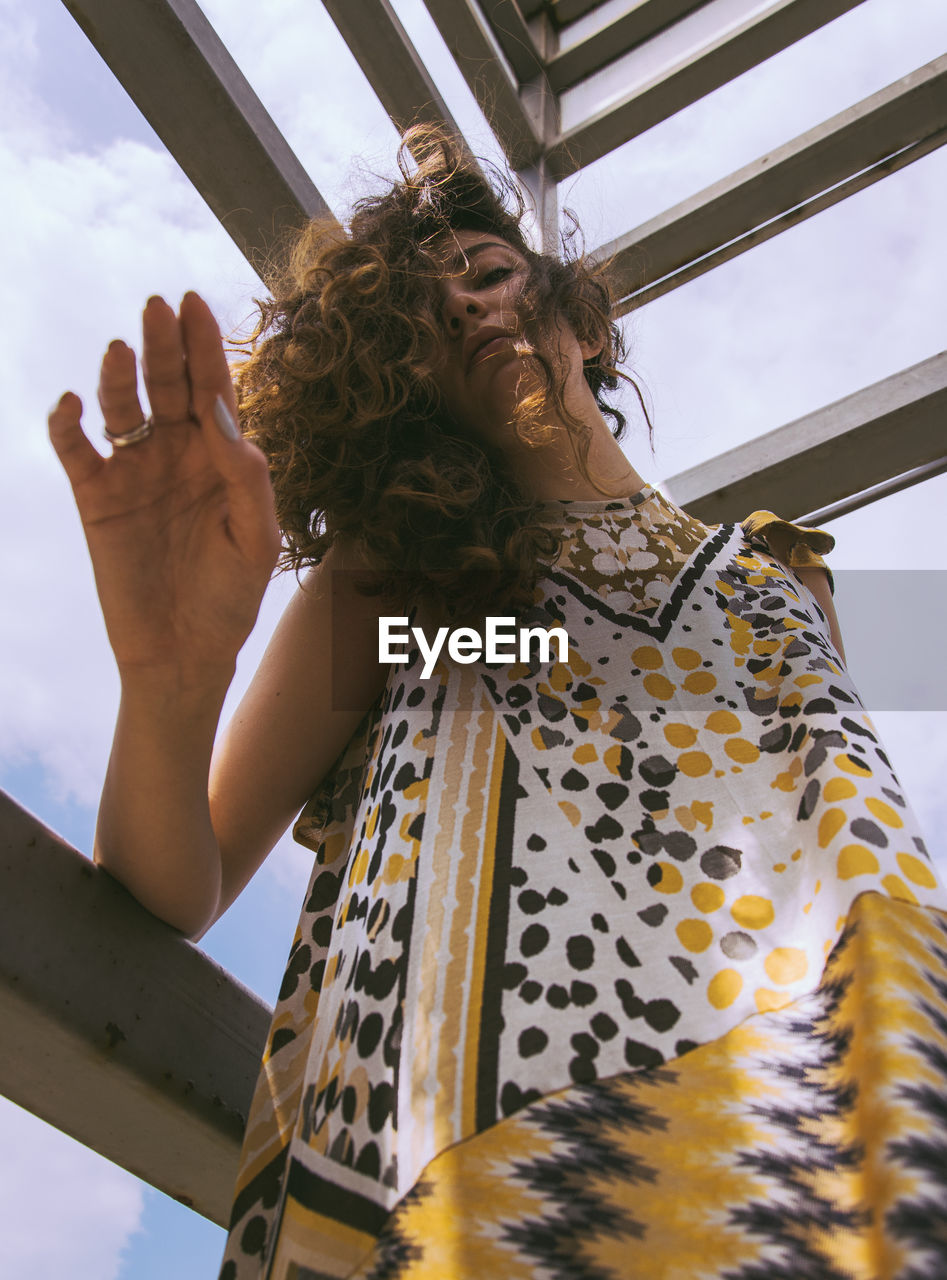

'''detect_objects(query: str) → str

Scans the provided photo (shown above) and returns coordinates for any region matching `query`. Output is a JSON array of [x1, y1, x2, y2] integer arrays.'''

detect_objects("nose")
[[442, 284, 486, 333]]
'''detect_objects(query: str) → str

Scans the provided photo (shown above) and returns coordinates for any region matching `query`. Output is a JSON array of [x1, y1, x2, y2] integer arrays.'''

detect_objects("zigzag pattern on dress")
[[353, 893, 947, 1280], [218, 488, 947, 1280]]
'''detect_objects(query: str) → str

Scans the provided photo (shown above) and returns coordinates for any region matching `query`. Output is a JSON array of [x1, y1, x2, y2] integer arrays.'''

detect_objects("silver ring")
[[104, 417, 154, 448]]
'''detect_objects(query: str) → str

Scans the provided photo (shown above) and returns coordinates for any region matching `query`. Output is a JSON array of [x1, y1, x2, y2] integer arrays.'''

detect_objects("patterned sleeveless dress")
[[219, 486, 947, 1280]]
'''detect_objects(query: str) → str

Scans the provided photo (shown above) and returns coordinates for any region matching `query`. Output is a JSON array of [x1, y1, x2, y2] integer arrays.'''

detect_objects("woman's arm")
[[793, 565, 846, 664], [50, 293, 279, 936], [93, 666, 235, 938], [93, 542, 388, 939], [51, 292, 387, 938], [206, 544, 390, 929]]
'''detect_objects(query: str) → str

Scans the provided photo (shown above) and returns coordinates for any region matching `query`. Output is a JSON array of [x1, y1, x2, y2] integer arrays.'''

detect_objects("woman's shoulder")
[[740, 509, 836, 593], [740, 509, 834, 564]]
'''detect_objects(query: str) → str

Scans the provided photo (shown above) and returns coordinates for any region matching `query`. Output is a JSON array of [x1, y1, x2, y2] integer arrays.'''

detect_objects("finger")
[[98, 339, 147, 440], [48, 392, 106, 488], [179, 291, 237, 421], [178, 293, 278, 562], [141, 294, 191, 425], [218, 435, 282, 569], [197, 392, 279, 559]]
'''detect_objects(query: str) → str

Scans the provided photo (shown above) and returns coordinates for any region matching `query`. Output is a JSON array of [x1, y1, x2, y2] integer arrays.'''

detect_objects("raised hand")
[[49, 293, 281, 683]]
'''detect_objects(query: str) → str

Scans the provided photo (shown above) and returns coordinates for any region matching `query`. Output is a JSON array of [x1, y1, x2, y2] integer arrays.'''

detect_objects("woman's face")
[[430, 228, 594, 445]]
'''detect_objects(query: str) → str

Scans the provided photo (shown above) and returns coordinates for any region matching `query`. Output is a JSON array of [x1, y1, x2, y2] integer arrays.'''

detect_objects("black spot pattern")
[[218, 496, 946, 1280]]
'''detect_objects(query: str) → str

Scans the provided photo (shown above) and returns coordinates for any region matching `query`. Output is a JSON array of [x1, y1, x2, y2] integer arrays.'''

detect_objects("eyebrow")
[[441, 241, 523, 272]]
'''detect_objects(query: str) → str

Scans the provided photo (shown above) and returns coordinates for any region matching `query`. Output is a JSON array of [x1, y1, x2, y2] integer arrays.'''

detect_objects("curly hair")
[[235, 126, 649, 623]]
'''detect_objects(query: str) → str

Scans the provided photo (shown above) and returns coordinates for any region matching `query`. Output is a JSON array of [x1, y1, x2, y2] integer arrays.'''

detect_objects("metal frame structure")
[[0, 789, 269, 1226], [60, 0, 946, 518], [2, 0, 944, 1220]]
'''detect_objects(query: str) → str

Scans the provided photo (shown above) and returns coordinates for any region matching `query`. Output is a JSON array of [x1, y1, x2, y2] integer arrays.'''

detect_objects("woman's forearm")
[[93, 667, 236, 938]]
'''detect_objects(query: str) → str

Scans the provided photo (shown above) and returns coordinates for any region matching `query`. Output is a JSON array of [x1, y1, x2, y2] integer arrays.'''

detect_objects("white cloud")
[[564, 0, 947, 244], [198, 0, 401, 214], [0, 80, 261, 805], [0, 1095, 143, 1280], [625, 147, 947, 486]]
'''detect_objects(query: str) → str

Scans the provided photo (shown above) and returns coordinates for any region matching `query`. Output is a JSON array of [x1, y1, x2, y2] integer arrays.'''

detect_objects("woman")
[[50, 131, 947, 1278]]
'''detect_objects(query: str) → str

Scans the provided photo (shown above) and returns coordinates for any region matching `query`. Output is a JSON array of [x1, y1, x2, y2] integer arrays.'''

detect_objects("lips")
[[465, 327, 516, 371]]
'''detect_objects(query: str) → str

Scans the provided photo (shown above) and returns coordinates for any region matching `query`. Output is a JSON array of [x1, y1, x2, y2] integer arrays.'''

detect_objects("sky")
[[0, 0, 945, 1276]]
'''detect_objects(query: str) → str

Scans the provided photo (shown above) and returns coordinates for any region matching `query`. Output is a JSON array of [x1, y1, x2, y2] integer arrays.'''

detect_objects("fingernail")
[[213, 395, 241, 441], [146, 295, 165, 308]]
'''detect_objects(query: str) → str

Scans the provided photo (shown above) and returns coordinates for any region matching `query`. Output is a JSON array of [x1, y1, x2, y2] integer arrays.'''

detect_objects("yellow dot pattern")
[[644, 673, 675, 701], [653, 863, 684, 895], [692, 883, 725, 913], [666, 723, 698, 748], [837, 845, 879, 879], [708, 969, 743, 1009], [263, 494, 947, 1280], [867, 797, 904, 828], [824, 778, 857, 802], [679, 751, 713, 777], [676, 919, 714, 952], [633, 646, 663, 670], [764, 948, 808, 984], [266, 493, 947, 1280], [706, 710, 741, 734], [731, 896, 776, 930], [898, 853, 937, 889]]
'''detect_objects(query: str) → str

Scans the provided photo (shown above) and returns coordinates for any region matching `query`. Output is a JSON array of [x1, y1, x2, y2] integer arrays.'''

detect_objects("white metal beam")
[[596, 57, 947, 313], [546, 0, 711, 92], [662, 352, 947, 523], [0, 789, 271, 1225], [511, 5, 561, 251], [545, 0, 608, 25], [61, 0, 336, 273], [517, 0, 550, 17], [546, 0, 867, 181], [477, 0, 545, 85], [321, 0, 464, 140], [421, 0, 545, 168], [797, 456, 947, 526]]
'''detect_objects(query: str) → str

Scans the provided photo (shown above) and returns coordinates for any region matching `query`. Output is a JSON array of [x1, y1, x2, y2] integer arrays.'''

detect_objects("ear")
[[578, 334, 604, 362]]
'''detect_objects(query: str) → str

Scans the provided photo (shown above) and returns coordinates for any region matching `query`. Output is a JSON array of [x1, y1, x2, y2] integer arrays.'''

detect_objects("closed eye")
[[480, 265, 515, 287]]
